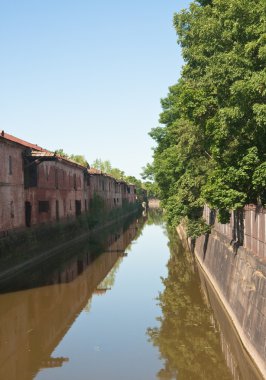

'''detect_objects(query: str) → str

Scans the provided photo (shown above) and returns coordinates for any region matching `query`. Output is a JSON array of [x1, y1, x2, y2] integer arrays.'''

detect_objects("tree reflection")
[[147, 208, 164, 226], [147, 230, 232, 380], [97, 257, 123, 290]]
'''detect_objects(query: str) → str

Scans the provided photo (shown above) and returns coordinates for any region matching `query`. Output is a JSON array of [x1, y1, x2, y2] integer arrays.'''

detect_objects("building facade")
[[0, 131, 137, 236], [0, 132, 47, 235]]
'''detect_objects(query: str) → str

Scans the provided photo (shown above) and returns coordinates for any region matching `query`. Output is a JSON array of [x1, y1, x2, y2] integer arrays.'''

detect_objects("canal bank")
[[177, 224, 266, 379], [0, 212, 262, 379]]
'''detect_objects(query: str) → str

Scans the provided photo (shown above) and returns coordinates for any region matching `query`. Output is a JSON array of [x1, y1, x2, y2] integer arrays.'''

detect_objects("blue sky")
[[0, 0, 191, 178]]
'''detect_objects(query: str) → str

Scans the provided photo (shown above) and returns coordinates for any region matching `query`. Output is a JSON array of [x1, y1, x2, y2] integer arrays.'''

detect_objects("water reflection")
[[0, 212, 262, 380], [146, 208, 164, 226], [0, 215, 145, 380], [147, 229, 262, 380]]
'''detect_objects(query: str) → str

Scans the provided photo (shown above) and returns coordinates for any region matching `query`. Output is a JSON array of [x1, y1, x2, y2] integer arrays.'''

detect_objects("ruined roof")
[[88, 168, 124, 182], [29, 151, 55, 157], [89, 168, 129, 184], [0, 130, 49, 152], [0, 130, 88, 170], [27, 150, 88, 170], [88, 168, 102, 175]]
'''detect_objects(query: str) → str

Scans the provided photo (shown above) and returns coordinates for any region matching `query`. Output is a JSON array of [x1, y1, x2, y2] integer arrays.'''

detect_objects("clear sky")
[[0, 0, 191, 178]]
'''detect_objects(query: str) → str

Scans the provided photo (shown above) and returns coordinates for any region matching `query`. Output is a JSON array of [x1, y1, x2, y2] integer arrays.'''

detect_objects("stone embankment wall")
[[203, 205, 266, 259], [178, 205, 266, 378], [198, 266, 263, 380]]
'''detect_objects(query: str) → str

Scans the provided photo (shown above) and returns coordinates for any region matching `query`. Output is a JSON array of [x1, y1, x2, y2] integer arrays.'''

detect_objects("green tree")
[[150, 0, 266, 232], [141, 163, 161, 198], [92, 158, 112, 173], [69, 154, 88, 167], [109, 167, 125, 181], [142, 181, 159, 199], [91, 158, 125, 180], [141, 163, 155, 181], [55, 149, 88, 167], [54, 148, 69, 158]]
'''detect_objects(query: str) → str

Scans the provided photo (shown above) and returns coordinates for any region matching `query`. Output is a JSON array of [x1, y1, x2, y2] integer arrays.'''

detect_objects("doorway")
[[25, 202, 32, 227]]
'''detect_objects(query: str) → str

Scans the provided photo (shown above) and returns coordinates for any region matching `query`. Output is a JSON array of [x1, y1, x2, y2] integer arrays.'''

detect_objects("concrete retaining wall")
[[198, 265, 263, 380], [203, 205, 266, 259], [194, 231, 266, 378]]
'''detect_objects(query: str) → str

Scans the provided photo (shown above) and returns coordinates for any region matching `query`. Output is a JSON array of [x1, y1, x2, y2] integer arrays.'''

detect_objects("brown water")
[[0, 213, 261, 380]]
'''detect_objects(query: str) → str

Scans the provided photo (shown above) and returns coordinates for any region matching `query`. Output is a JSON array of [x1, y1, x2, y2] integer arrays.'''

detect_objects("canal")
[[0, 211, 262, 380]]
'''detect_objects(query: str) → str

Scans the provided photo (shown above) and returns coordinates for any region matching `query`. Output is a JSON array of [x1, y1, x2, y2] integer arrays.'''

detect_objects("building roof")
[[27, 150, 88, 170], [0, 130, 49, 152], [88, 168, 125, 183], [88, 168, 102, 175], [0, 131, 137, 184], [1, 130, 88, 170]]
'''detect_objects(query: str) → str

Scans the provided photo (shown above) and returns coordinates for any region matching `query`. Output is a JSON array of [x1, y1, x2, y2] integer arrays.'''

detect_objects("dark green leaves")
[[149, 0, 266, 235]]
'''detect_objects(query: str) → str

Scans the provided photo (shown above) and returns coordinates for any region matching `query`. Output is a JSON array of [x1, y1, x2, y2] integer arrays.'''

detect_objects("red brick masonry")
[[0, 131, 138, 235]]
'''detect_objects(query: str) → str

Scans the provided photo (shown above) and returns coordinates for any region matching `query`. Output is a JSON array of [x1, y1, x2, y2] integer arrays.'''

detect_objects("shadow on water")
[[0, 214, 146, 380], [0, 213, 145, 294], [147, 228, 263, 380]]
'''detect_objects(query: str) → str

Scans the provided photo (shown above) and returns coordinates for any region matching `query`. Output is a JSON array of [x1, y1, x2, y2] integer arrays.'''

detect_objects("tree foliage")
[[141, 163, 162, 198], [55, 149, 89, 167], [149, 0, 266, 233], [92, 158, 113, 174], [92, 158, 126, 180]]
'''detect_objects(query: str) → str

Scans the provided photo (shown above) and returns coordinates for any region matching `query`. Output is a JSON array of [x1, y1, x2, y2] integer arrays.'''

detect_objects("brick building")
[[88, 169, 137, 209], [0, 131, 137, 236], [24, 150, 89, 227], [0, 131, 47, 235]]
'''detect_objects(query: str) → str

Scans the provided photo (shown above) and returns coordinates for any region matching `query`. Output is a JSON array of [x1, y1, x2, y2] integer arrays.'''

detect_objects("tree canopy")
[[92, 158, 126, 180], [149, 0, 266, 235], [55, 149, 89, 167]]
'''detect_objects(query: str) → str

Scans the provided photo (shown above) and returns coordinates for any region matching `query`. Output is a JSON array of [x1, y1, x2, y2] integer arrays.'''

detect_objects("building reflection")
[[0, 216, 145, 380]]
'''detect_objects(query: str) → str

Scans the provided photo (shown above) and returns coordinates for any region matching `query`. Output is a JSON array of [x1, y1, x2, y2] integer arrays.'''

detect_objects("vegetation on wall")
[[147, 0, 266, 236]]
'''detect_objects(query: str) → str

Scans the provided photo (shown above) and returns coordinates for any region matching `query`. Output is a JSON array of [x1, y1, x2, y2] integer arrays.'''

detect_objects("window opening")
[[39, 201, 49, 213], [8, 156, 12, 175]]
